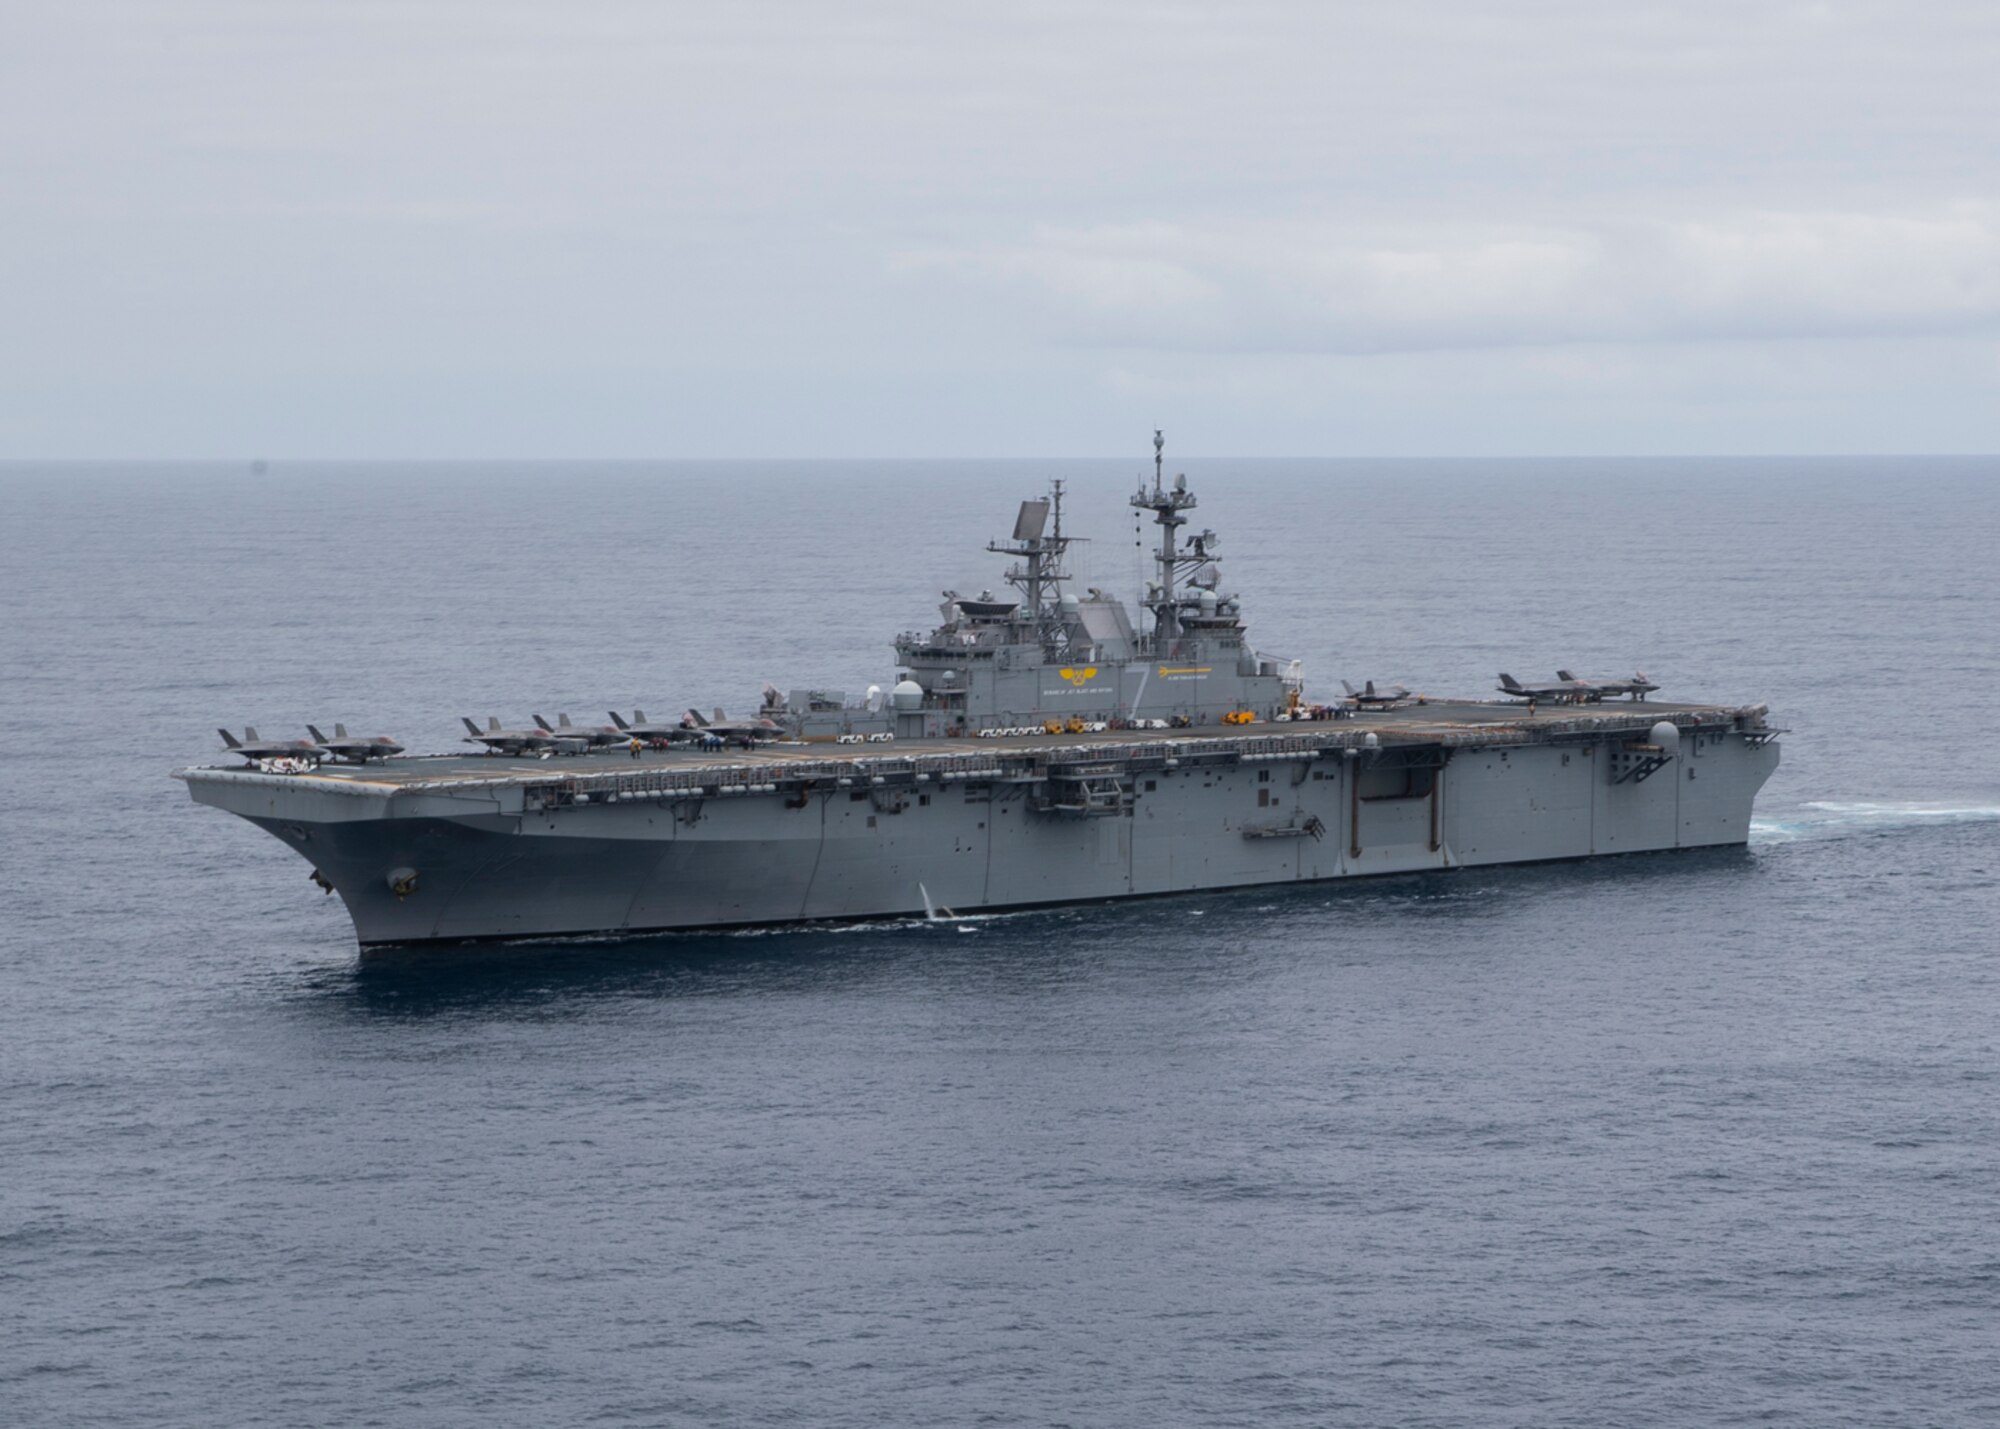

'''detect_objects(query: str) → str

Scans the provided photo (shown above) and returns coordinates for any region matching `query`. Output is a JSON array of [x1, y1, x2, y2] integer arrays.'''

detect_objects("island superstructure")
[[784, 431, 1294, 739], [177, 438, 1782, 949]]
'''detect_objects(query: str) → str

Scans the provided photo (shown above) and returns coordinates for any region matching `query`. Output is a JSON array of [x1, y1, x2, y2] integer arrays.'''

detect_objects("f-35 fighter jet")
[[1555, 669, 1658, 701], [307, 724, 405, 763], [1341, 679, 1412, 709], [681, 707, 781, 743], [608, 709, 689, 746], [217, 726, 322, 764], [535, 713, 626, 749], [460, 716, 584, 756], [1496, 673, 1591, 705]]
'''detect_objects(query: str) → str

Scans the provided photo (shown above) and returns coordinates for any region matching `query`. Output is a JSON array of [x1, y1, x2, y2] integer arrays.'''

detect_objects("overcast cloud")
[[3, 0, 1996, 456]]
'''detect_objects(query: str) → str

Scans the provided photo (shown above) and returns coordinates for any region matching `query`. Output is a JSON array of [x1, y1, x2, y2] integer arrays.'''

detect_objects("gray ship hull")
[[183, 705, 1779, 948]]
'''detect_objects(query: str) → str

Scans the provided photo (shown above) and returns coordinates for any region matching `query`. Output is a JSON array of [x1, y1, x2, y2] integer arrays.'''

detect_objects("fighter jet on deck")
[[1341, 679, 1413, 709], [682, 707, 781, 744], [307, 724, 405, 763], [1555, 670, 1658, 701], [460, 716, 584, 756], [608, 710, 690, 746], [1496, 673, 1591, 705], [217, 727, 322, 764], [535, 713, 625, 750]]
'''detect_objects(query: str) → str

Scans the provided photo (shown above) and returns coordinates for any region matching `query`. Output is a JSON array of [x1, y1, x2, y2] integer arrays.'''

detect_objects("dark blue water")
[[3, 458, 1997, 1426]]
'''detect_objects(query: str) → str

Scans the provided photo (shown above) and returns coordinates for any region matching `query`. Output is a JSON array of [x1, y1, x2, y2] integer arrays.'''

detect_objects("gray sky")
[[4, 0, 1996, 456]]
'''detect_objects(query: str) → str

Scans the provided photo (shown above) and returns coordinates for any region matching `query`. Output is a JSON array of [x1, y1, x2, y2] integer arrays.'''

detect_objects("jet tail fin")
[[488, 717, 501, 732], [714, 707, 727, 725], [686, 708, 709, 727], [534, 714, 554, 731], [307, 724, 329, 744], [1341, 680, 1358, 696], [334, 722, 348, 739], [557, 714, 573, 728], [244, 725, 260, 742], [1556, 670, 1577, 682], [462, 717, 482, 737], [609, 711, 630, 730], [1498, 673, 1522, 691], [219, 728, 241, 748]]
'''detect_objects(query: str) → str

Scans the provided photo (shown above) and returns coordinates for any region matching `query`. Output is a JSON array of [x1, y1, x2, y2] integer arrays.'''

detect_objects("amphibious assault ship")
[[177, 437, 1781, 949]]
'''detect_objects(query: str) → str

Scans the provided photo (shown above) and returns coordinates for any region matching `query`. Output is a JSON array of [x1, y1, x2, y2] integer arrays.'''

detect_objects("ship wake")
[[1751, 800, 2000, 845]]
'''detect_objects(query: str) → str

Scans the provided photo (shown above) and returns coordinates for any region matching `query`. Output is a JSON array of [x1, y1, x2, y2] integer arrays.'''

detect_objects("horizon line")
[[4, 451, 1998, 465]]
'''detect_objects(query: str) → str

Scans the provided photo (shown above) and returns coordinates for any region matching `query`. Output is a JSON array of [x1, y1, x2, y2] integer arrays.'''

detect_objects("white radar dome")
[[1649, 721, 1681, 755], [892, 679, 924, 712]]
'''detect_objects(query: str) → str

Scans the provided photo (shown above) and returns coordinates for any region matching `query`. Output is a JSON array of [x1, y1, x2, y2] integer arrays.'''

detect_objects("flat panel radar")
[[1013, 499, 1050, 542]]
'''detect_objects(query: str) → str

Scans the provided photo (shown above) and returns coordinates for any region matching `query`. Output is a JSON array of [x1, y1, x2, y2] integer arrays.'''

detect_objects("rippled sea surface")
[[3, 457, 1997, 1426]]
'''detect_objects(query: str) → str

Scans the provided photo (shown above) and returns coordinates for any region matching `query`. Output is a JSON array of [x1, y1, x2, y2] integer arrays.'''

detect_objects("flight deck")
[[181, 698, 1773, 801]]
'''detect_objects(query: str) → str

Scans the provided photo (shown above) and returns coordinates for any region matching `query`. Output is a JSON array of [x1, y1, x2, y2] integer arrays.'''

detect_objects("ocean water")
[[2, 456, 1997, 1426]]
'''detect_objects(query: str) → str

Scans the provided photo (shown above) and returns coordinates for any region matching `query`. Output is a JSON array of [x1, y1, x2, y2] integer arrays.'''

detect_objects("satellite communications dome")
[[892, 679, 924, 712]]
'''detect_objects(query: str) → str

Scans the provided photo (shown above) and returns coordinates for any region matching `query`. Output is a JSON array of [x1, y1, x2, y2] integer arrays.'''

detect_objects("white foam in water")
[[1751, 801, 2000, 844]]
